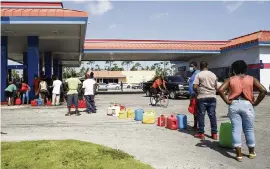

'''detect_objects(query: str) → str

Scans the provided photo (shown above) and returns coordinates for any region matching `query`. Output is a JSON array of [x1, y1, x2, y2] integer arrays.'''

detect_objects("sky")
[[8, 0, 270, 70]]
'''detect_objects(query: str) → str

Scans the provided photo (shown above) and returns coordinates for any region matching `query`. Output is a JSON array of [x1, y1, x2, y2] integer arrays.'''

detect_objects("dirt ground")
[[1, 94, 270, 169]]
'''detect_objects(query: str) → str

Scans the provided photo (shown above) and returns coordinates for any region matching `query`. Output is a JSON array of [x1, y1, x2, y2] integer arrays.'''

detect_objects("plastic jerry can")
[[127, 109, 135, 119], [107, 106, 114, 116], [15, 98, 22, 105], [46, 100, 52, 106], [134, 109, 144, 121], [176, 114, 187, 129], [31, 100, 37, 106], [157, 115, 166, 127], [37, 99, 42, 106], [118, 110, 127, 119], [142, 110, 156, 124], [166, 115, 178, 130], [111, 106, 120, 117], [120, 105, 126, 111], [219, 121, 233, 148]]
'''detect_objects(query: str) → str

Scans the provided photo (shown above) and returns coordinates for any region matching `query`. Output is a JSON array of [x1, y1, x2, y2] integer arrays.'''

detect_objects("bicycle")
[[150, 91, 169, 108]]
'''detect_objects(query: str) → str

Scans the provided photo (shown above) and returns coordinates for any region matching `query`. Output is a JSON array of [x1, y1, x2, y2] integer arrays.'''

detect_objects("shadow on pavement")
[[178, 125, 197, 137], [195, 140, 236, 160]]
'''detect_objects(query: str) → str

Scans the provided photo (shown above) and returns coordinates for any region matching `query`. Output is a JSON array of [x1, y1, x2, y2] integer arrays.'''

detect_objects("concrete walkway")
[[1, 94, 270, 169]]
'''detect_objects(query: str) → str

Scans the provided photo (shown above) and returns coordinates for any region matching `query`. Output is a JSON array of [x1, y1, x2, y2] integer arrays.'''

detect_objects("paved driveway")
[[1, 94, 270, 169]]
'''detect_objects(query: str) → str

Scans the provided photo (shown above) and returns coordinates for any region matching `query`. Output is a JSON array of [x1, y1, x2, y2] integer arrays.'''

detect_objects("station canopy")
[[1, 1, 88, 67], [83, 39, 227, 61]]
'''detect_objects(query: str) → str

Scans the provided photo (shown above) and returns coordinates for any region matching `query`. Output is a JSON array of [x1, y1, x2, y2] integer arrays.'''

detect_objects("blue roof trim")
[[83, 49, 220, 54], [259, 41, 270, 46], [8, 65, 26, 70], [1, 16, 88, 24], [221, 41, 259, 53]]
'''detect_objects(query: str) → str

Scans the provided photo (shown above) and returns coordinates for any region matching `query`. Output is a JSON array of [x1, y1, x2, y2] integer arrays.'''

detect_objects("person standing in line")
[[120, 81, 123, 92], [188, 61, 200, 129], [82, 72, 97, 114], [52, 75, 62, 106], [20, 80, 31, 105], [33, 75, 40, 99], [65, 72, 81, 116], [38, 77, 49, 105], [193, 61, 218, 140], [5, 81, 17, 106], [218, 60, 267, 162]]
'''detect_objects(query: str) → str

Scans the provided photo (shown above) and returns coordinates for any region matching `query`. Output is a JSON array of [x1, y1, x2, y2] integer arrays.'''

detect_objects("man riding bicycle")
[[151, 75, 167, 97]]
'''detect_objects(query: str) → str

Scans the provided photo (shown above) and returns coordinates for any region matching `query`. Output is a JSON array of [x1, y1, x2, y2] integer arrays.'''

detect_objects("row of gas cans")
[[107, 105, 156, 124], [31, 99, 51, 106], [157, 114, 187, 130]]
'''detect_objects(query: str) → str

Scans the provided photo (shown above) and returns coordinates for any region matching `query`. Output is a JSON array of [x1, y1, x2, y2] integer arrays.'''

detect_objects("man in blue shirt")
[[188, 61, 200, 129]]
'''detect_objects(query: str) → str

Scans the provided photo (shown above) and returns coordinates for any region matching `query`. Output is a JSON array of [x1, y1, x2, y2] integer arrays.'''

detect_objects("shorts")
[[67, 94, 78, 108], [5, 91, 15, 98]]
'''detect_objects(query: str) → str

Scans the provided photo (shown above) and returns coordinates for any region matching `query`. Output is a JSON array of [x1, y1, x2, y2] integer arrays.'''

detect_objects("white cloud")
[[72, 0, 86, 3], [150, 12, 169, 20], [109, 24, 117, 29], [223, 1, 244, 13], [86, 0, 113, 15]]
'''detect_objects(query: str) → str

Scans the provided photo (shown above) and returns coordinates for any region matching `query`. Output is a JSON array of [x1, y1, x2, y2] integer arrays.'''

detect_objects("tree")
[[95, 64, 101, 71], [145, 66, 150, 71], [111, 63, 124, 71], [79, 67, 86, 77], [130, 62, 142, 71], [63, 67, 76, 79], [105, 61, 114, 71], [87, 61, 95, 70], [11, 70, 20, 79], [121, 61, 134, 71]]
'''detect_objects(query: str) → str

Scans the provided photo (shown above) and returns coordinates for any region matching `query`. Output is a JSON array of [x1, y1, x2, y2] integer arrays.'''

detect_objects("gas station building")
[[1, 1, 270, 102]]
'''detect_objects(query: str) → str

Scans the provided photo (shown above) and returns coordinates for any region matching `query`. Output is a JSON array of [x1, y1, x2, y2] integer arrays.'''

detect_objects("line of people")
[[188, 60, 267, 162], [64, 71, 97, 116]]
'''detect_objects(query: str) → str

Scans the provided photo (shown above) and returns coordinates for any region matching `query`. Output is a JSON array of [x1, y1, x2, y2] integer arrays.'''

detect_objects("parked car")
[[98, 83, 108, 91], [132, 83, 142, 89], [123, 83, 132, 89], [107, 83, 121, 90], [142, 76, 190, 99]]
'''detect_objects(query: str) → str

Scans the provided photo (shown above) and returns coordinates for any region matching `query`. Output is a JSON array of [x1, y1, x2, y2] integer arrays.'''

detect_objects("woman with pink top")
[[218, 60, 267, 162]]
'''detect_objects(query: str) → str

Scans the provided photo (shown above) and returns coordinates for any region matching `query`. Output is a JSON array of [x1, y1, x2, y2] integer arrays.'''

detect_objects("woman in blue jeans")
[[218, 60, 267, 162], [21, 81, 31, 105]]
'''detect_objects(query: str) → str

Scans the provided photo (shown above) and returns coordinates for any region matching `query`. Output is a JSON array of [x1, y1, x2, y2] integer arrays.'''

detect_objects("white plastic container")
[[107, 106, 114, 116], [111, 106, 120, 117]]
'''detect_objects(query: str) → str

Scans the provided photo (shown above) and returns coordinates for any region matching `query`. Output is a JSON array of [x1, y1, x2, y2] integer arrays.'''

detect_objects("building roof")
[[1, 8, 88, 17], [91, 71, 126, 78], [221, 30, 270, 50], [1, 1, 63, 8], [84, 41, 226, 51]]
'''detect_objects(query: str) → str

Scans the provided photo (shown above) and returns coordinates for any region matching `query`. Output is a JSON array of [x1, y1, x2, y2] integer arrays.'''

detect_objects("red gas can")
[[46, 100, 52, 106], [157, 115, 166, 127], [120, 105, 126, 111], [166, 115, 178, 130], [15, 98, 21, 105], [31, 100, 37, 106]]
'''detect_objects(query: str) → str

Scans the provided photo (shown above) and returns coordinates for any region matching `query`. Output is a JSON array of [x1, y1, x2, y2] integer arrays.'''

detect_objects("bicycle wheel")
[[160, 95, 169, 108], [150, 95, 158, 106]]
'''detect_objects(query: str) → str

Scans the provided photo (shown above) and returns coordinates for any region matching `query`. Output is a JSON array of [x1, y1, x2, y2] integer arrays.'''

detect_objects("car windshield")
[[166, 76, 184, 83]]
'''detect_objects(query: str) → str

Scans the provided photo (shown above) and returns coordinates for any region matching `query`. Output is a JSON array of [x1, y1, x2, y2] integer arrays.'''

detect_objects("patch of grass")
[[1, 140, 153, 169]]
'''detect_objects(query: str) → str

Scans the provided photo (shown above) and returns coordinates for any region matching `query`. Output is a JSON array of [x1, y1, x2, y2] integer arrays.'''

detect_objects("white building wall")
[[173, 47, 260, 75], [121, 71, 155, 84], [259, 46, 270, 91]]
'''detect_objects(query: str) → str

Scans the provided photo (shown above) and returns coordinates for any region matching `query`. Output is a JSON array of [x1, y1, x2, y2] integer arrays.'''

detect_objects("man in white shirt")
[[52, 76, 62, 106], [82, 72, 97, 114]]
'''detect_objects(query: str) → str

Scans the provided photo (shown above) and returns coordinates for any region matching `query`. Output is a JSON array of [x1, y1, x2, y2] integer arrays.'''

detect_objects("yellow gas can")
[[118, 110, 127, 119], [127, 109, 135, 119], [142, 110, 156, 124]]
